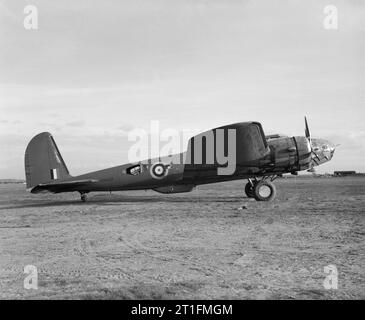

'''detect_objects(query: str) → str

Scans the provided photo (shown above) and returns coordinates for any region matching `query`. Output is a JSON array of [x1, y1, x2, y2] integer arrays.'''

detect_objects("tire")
[[253, 180, 276, 201], [244, 182, 255, 198]]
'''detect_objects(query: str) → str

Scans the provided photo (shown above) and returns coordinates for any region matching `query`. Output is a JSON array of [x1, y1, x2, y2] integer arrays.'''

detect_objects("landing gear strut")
[[245, 180, 255, 198], [244, 177, 277, 201]]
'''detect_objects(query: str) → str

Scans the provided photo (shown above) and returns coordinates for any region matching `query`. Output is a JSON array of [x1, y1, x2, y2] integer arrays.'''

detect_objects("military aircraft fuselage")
[[25, 119, 336, 201]]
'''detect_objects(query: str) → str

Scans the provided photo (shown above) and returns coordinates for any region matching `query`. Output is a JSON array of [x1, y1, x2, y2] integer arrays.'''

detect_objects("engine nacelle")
[[268, 136, 311, 172], [293, 136, 312, 170]]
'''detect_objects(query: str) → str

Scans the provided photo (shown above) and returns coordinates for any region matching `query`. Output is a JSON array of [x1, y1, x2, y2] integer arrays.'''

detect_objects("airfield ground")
[[0, 177, 364, 299]]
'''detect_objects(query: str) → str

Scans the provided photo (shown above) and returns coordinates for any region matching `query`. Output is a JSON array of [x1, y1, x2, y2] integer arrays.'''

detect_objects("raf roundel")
[[150, 163, 168, 179]]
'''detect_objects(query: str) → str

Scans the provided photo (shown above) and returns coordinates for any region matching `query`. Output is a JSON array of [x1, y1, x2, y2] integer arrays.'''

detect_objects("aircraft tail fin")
[[24, 132, 71, 189]]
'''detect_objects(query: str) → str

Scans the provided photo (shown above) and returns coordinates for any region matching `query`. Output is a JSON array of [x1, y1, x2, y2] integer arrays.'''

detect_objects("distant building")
[[333, 171, 356, 176]]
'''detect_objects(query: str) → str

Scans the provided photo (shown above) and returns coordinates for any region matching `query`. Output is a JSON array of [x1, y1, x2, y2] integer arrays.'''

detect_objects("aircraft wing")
[[29, 179, 98, 194]]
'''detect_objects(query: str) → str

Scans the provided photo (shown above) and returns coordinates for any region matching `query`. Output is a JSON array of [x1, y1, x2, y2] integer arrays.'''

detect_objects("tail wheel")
[[80, 192, 88, 202], [244, 182, 255, 198], [253, 180, 276, 201]]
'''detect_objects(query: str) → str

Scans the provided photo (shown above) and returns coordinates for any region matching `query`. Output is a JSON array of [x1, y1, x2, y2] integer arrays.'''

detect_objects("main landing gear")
[[244, 177, 277, 201]]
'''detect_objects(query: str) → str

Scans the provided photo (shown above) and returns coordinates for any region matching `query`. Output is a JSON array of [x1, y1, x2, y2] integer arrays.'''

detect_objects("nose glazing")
[[323, 140, 336, 160]]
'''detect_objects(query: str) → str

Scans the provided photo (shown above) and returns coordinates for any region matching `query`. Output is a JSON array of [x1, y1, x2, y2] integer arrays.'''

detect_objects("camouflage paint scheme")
[[24, 120, 335, 200]]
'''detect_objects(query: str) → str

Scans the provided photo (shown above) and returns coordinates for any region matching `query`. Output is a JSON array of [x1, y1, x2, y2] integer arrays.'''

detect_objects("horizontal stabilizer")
[[30, 179, 98, 194]]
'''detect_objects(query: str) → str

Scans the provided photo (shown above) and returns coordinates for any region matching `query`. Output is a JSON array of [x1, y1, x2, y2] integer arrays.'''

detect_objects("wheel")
[[244, 182, 255, 198], [81, 194, 87, 202], [253, 180, 276, 201]]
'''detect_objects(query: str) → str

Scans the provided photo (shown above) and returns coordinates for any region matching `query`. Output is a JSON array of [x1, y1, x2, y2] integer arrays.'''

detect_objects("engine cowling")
[[268, 136, 311, 172], [293, 136, 312, 171]]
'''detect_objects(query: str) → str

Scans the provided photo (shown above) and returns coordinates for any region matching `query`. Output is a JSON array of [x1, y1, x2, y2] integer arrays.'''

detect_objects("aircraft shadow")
[[0, 195, 245, 210]]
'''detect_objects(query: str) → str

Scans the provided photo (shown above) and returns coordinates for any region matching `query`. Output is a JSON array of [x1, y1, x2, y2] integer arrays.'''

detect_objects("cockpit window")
[[126, 164, 142, 176]]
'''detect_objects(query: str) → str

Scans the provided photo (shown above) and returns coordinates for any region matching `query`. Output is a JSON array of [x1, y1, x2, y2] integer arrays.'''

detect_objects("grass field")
[[0, 176, 364, 299]]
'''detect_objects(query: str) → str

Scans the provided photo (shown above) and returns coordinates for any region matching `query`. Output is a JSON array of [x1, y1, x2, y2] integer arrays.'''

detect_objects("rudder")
[[24, 132, 71, 189]]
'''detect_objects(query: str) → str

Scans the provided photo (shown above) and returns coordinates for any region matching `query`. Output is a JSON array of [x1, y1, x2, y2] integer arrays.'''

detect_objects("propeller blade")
[[304, 116, 319, 167], [304, 116, 311, 140]]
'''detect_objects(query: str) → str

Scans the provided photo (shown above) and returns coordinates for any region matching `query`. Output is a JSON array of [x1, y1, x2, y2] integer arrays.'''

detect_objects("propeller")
[[304, 116, 311, 143], [304, 116, 320, 172]]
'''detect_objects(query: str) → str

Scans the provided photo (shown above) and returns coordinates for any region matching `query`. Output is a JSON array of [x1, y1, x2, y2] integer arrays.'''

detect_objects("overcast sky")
[[0, 0, 364, 178]]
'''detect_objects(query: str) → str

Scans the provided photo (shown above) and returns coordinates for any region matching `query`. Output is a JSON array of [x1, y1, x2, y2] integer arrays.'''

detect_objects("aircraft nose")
[[329, 141, 336, 151], [327, 141, 336, 158]]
